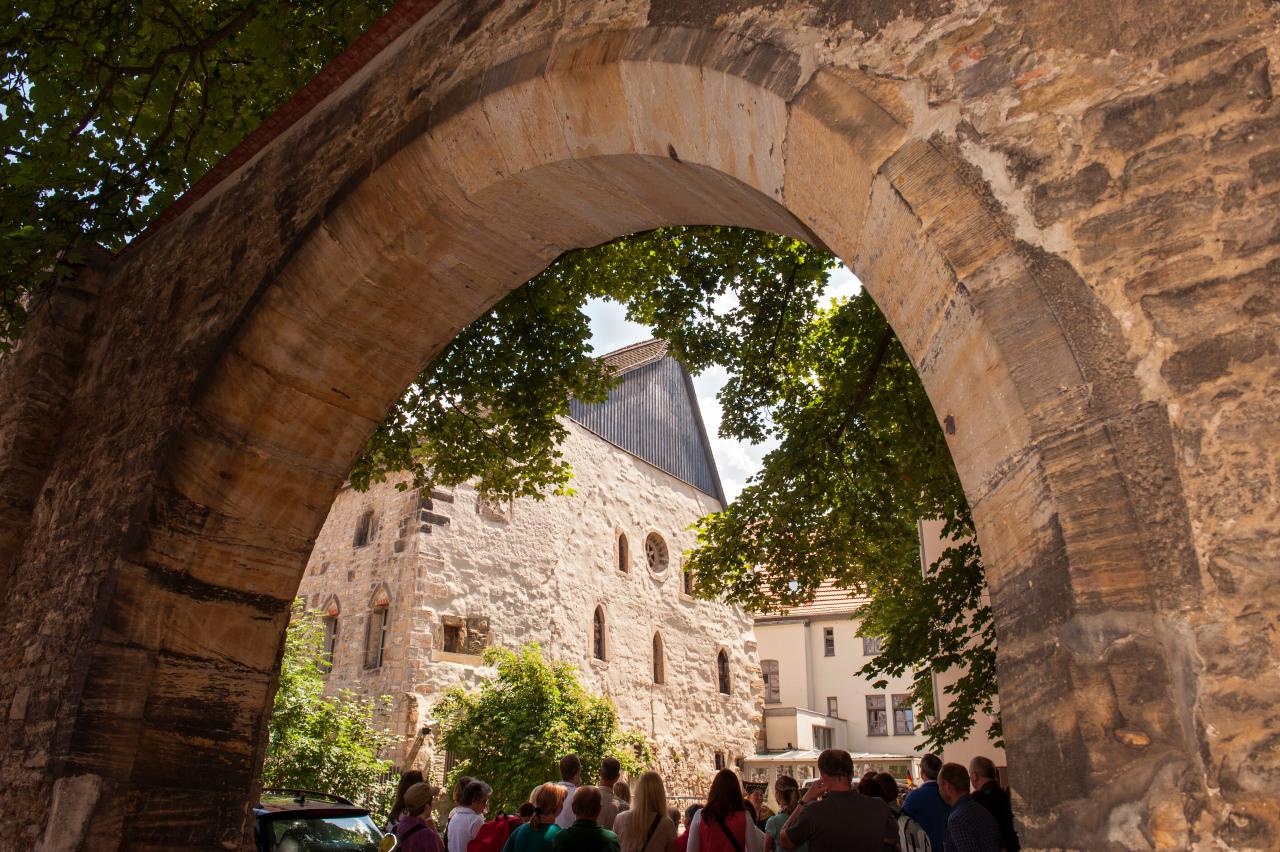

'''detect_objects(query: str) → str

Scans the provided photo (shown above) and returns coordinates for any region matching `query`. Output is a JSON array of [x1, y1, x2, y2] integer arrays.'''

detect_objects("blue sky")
[[583, 265, 862, 503]]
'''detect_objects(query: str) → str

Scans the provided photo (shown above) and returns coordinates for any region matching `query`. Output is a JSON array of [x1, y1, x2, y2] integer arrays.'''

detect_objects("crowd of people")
[[382, 749, 1020, 852]]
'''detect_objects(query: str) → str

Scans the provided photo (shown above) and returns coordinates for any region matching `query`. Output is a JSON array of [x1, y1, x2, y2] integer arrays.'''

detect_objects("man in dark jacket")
[[903, 754, 949, 852], [968, 757, 1019, 852]]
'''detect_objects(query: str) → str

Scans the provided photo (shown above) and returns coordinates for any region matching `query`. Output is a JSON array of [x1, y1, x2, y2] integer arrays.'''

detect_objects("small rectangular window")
[[892, 694, 915, 736], [823, 627, 835, 657], [812, 725, 833, 750], [364, 607, 388, 669], [715, 752, 726, 770], [866, 694, 888, 736], [862, 635, 884, 656], [441, 620, 464, 653], [826, 696, 838, 717], [353, 510, 376, 548], [762, 660, 780, 704]]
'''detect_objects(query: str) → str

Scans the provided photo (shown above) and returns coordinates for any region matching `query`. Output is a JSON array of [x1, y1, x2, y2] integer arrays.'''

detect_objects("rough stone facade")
[[297, 415, 760, 798], [0, 1, 1277, 850]]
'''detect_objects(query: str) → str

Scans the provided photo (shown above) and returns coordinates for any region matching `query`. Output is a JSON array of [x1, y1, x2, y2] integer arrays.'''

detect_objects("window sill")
[[590, 657, 609, 670], [435, 650, 484, 664]]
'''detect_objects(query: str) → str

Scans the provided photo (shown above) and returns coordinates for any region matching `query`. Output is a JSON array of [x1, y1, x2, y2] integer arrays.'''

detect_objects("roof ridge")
[[598, 338, 670, 375]]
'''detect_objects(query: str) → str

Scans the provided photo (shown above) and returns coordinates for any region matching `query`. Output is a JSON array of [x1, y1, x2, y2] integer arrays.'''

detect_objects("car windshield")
[[266, 815, 383, 851]]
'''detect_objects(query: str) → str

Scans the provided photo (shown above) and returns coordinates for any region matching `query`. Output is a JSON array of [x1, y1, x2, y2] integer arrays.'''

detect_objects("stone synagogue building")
[[296, 340, 761, 794]]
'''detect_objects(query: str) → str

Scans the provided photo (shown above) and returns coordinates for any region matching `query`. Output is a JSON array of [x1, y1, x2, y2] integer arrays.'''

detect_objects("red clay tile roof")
[[600, 339, 670, 375], [755, 581, 869, 620]]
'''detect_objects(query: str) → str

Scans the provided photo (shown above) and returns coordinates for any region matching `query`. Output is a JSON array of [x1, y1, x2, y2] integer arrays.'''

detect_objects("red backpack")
[[467, 816, 524, 852]]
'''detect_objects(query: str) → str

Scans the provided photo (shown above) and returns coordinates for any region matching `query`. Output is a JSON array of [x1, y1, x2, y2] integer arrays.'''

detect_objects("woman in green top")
[[504, 784, 569, 852], [763, 777, 806, 852]]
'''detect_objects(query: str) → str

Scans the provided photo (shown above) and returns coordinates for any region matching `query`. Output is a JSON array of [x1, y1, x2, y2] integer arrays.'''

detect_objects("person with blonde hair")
[[613, 771, 677, 852], [763, 776, 805, 852], [503, 784, 569, 852]]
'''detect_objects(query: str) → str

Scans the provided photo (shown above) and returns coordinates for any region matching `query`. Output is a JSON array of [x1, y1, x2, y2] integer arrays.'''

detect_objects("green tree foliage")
[[372, 226, 997, 749], [1, 0, 393, 348], [265, 602, 399, 816], [433, 644, 652, 815]]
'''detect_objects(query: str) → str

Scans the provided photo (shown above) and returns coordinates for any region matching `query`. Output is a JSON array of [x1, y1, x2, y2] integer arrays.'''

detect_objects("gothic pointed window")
[[364, 605, 388, 669], [593, 606, 607, 661], [653, 633, 666, 684], [716, 649, 730, 694], [321, 597, 340, 671]]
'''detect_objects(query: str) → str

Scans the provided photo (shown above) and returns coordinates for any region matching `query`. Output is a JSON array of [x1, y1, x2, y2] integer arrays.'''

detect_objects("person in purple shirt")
[[396, 782, 446, 852], [902, 754, 949, 852]]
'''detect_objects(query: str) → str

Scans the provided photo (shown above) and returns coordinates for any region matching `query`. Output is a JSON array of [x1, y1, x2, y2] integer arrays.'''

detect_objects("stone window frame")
[[591, 604, 608, 665], [652, 632, 666, 684], [826, 695, 839, 717], [615, 527, 630, 574], [363, 584, 391, 670], [762, 659, 780, 704], [352, 508, 377, 548], [644, 529, 670, 577], [440, 615, 466, 655], [715, 647, 731, 696], [321, 595, 340, 672], [679, 562, 695, 600]]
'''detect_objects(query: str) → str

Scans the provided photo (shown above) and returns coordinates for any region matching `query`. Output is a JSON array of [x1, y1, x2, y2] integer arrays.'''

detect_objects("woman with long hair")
[[501, 783, 568, 852], [762, 777, 804, 852], [686, 770, 764, 852], [614, 771, 677, 852], [387, 770, 426, 832]]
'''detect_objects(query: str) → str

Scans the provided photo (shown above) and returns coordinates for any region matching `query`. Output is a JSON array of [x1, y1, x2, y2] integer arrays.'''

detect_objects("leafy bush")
[[433, 644, 652, 815]]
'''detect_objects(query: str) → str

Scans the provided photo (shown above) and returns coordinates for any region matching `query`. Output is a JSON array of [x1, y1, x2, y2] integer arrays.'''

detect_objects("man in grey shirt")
[[779, 750, 900, 852], [596, 756, 629, 830]]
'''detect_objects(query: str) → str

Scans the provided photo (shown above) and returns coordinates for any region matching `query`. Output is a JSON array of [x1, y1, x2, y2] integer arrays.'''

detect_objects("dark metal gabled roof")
[[570, 340, 726, 506]]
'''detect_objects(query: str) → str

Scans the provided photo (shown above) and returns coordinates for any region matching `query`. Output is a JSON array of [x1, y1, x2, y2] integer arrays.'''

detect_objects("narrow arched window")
[[364, 605, 388, 669], [717, 649, 730, 694], [653, 633, 665, 684], [617, 533, 629, 572], [322, 614, 339, 670], [593, 606, 607, 661]]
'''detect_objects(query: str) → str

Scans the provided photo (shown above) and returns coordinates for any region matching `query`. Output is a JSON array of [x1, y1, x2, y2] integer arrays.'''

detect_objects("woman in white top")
[[614, 772, 677, 852], [447, 779, 491, 852]]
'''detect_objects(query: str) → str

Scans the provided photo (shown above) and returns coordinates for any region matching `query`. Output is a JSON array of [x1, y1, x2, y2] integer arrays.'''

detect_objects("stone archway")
[[1, 2, 1276, 849]]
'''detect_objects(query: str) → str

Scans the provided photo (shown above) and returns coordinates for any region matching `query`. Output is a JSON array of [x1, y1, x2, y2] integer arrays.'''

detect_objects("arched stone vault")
[[0, 2, 1276, 849]]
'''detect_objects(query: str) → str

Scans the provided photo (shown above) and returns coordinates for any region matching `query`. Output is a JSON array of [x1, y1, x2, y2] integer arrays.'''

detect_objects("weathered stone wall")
[[298, 421, 761, 798], [0, 1, 1275, 849]]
